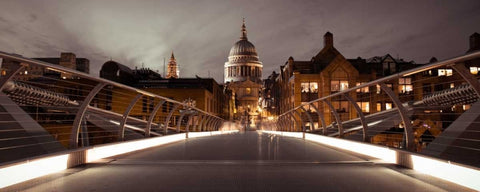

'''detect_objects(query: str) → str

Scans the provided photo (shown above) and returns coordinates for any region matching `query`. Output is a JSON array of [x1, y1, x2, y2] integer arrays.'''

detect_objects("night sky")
[[0, 0, 479, 83]]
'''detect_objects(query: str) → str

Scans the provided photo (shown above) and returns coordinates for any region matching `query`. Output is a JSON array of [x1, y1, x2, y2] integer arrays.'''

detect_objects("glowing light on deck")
[[412, 155, 480, 191], [0, 154, 69, 189], [87, 134, 185, 162]]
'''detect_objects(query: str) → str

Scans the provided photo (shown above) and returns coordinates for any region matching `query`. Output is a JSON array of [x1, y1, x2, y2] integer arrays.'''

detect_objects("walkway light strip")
[[0, 154, 69, 189], [304, 133, 397, 163], [188, 130, 239, 138], [0, 130, 239, 189], [411, 155, 480, 191], [263, 131, 396, 163], [87, 134, 186, 162], [262, 130, 480, 191]]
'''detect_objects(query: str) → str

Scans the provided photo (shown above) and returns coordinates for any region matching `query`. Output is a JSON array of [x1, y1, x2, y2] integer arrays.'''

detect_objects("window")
[[331, 80, 349, 92], [385, 102, 393, 110], [246, 88, 251, 94], [376, 102, 382, 111], [383, 62, 396, 75], [301, 82, 318, 93], [438, 69, 453, 76], [450, 83, 455, 88], [470, 67, 479, 75], [423, 83, 432, 95], [398, 77, 413, 94], [355, 82, 369, 93], [463, 104, 470, 111], [1, 70, 6, 76], [356, 102, 370, 113]]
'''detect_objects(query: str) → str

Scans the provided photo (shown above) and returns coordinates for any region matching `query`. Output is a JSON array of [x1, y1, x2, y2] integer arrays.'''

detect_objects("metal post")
[[324, 99, 344, 137], [299, 106, 315, 131], [293, 110, 306, 132], [145, 100, 166, 137], [451, 62, 480, 97], [193, 114, 202, 132], [164, 103, 181, 135], [308, 102, 327, 135], [185, 115, 193, 137], [203, 116, 212, 131], [70, 82, 107, 148], [343, 93, 369, 142], [199, 115, 209, 131], [379, 83, 414, 151], [118, 94, 142, 141], [286, 112, 300, 132], [280, 116, 287, 131], [176, 110, 187, 133]]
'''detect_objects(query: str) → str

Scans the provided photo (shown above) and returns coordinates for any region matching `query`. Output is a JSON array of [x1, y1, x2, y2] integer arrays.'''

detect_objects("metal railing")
[[0, 51, 226, 164], [270, 50, 480, 166]]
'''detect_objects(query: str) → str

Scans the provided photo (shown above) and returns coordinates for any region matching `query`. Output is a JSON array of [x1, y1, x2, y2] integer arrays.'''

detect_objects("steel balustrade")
[[0, 51, 225, 153], [276, 50, 480, 151]]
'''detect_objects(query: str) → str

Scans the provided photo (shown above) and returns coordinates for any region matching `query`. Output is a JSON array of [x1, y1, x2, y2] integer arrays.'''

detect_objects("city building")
[[265, 32, 480, 150], [224, 19, 263, 123], [100, 60, 231, 121], [0, 52, 89, 80]]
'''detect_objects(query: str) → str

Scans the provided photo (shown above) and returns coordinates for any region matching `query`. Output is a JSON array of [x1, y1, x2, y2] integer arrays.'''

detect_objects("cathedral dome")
[[227, 19, 261, 63], [229, 39, 258, 57]]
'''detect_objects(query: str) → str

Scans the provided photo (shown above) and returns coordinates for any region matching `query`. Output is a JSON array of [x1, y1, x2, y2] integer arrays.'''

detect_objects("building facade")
[[1, 52, 89, 80], [100, 60, 231, 121], [265, 32, 480, 150], [224, 19, 263, 121]]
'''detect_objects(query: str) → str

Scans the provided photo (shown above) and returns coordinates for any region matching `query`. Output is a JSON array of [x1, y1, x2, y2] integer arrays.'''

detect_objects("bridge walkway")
[[11, 131, 472, 192]]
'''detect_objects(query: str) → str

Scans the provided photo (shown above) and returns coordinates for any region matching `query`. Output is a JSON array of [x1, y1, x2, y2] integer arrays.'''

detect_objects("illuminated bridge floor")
[[16, 131, 471, 192]]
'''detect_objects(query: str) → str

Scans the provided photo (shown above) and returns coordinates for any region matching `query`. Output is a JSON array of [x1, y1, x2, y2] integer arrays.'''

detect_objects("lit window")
[[331, 80, 349, 92], [450, 83, 455, 88], [1, 70, 6, 76], [463, 104, 470, 111], [356, 102, 370, 113], [376, 85, 381, 94], [24, 70, 28, 75], [399, 77, 413, 94], [376, 102, 382, 111], [438, 69, 453, 76], [385, 103, 393, 110], [470, 67, 478, 75], [301, 82, 318, 93], [356, 82, 369, 93], [446, 69, 453, 76], [246, 88, 251, 94]]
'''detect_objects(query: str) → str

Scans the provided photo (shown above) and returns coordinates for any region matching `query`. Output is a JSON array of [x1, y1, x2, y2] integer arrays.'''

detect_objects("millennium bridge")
[[0, 51, 479, 191]]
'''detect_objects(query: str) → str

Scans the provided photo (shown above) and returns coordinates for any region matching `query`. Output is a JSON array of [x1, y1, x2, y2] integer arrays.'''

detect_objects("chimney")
[[468, 32, 480, 53], [324, 32, 333, 48]]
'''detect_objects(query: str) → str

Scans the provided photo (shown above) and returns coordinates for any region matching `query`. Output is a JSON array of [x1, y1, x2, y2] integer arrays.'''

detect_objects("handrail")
[[0, 51, 223, 120]]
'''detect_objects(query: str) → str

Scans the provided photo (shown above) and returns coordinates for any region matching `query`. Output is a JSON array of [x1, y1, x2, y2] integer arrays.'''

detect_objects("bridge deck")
[[13, 131, 472, 192]]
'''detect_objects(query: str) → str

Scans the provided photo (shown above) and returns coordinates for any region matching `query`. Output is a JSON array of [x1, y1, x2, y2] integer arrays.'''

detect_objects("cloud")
[[0, 0, 479, 82]]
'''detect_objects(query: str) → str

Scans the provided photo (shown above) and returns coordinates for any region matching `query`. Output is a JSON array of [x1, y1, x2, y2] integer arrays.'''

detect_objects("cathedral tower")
[[166, 52, 179, 79]]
